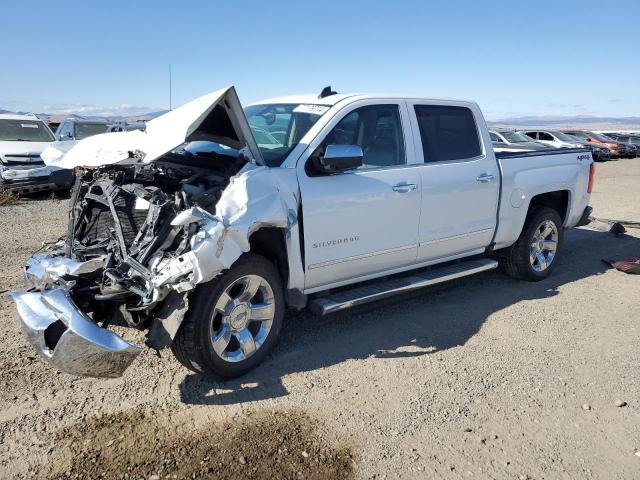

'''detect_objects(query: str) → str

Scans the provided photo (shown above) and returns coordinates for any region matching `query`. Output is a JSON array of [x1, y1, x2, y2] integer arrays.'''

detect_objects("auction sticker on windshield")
[[293, 104, 330, 115]]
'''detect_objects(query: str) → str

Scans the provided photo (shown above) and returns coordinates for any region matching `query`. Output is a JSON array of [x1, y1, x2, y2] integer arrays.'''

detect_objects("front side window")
[[414, 105, 481, 163], [75, 123, 108, 140], [550, 130, 578, 142], [501, 131, 531, 143], [489, 132, 500, 142], [60, 123, 73, 139], [322, 104, 406, 168], [0, 119, 55, 142], [538, 132, 554, 141]]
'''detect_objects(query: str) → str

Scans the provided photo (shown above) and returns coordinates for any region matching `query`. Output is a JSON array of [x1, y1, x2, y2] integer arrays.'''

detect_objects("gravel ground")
[[0, 159, 639, 479]]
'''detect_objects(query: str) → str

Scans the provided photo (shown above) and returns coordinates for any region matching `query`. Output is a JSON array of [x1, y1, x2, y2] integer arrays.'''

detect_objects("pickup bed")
[[9, 86, 594, 379]]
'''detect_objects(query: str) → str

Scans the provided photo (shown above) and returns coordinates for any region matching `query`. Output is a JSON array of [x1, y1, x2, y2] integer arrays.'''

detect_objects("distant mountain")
[[488, 115, 640, 130], [0, 108, 168, 123]]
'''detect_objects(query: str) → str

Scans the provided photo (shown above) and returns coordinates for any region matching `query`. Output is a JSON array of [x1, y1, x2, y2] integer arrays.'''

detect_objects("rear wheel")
[[171, 253, 284, 378], [501, 207, 563, 281]]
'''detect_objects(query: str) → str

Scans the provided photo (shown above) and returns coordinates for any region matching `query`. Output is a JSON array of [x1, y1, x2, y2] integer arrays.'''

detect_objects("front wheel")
[[501, 207, 563, 281], [171, 253, 284, 378]]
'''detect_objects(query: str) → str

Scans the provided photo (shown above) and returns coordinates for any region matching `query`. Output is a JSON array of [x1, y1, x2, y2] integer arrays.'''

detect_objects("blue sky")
[[2, 0, 638, 120]]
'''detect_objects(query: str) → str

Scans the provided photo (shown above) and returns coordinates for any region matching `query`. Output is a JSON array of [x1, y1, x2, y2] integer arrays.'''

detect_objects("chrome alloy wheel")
[[210, 274, 276, 363], [529, 220, 558, 272]]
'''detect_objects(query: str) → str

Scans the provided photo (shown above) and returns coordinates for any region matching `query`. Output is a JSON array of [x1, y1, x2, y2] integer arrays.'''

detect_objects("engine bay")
[[63, 149, 246, 335]]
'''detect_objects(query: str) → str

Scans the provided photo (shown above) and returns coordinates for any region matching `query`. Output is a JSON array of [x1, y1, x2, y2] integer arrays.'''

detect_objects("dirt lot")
[[1, 159, 639, 479]]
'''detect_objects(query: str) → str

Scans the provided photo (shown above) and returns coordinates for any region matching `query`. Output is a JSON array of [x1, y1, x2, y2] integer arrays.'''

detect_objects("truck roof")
[[251, 93, 477, 107], [0, 113, 41, 121]]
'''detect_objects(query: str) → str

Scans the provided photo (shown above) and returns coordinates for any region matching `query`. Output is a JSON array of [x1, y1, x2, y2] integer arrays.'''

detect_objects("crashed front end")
[[9, 86, 295, 378]]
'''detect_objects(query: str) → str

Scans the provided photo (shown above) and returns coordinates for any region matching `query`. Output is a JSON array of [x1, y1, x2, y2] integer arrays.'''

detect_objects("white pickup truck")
[[10, 86, 594, 379]]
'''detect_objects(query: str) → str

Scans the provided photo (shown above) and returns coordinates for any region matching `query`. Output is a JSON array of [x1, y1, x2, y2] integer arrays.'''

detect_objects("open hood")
[[42, 86, 264, 169]]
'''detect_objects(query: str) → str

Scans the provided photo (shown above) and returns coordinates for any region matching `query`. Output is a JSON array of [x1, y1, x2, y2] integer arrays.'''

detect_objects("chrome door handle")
[[476, 173, 496, 183], [392, 183, 417, 193]]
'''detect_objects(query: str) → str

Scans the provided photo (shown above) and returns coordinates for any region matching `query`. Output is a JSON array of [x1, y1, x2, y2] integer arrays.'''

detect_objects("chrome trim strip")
[[309, 258, 499, 315], [308, 244, 416, 270], [419, 228, 494, 247]]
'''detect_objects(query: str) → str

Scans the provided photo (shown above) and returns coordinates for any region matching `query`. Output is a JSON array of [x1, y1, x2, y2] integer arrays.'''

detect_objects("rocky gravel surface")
[[1, 159, 639, 479]]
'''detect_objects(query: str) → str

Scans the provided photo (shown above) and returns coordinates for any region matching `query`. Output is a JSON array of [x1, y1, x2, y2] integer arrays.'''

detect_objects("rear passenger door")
[[407, 102, 500, 262]]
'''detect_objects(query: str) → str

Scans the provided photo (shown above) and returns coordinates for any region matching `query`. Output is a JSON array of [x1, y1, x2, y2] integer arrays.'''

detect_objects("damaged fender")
[[150, 164, 299, 291]]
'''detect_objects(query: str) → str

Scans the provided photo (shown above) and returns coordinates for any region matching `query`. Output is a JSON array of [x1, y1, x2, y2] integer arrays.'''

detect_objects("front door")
[[298, 103, 421, 291]]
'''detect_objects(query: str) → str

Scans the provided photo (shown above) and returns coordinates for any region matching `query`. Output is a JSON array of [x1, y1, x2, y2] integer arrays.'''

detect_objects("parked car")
[[564, 134, 612, 162], [0, 114, 74, 194], [623, 143, 638, 157], [602, 133, 640, 157], [561, 130, 629, 158], [10, 86, 594, 379], [54, 119, 111, 141], [489, 129, 550, 150], [521, 130, 585, 149]]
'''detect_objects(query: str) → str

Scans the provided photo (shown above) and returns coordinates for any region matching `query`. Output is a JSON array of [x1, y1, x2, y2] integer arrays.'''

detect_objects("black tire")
[[500, 207, 563, 282], [171, 253, 284, 378]]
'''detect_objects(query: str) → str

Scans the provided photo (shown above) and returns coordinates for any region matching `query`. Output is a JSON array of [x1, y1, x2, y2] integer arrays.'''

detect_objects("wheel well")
[[248, 227, 289, 291], [529, 191, 569, 222]]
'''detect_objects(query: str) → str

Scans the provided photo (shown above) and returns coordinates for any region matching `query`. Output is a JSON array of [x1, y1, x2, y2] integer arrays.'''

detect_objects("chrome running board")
[[309, 258, 498, 316]]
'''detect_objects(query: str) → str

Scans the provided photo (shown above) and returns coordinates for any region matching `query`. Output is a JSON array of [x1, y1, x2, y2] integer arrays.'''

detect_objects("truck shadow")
[[178, 226, 639, 405]]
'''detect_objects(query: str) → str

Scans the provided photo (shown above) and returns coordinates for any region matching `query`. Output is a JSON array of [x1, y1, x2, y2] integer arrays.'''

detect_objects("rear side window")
[[538, 132, 554, 141], [414, 105, 481, 163]]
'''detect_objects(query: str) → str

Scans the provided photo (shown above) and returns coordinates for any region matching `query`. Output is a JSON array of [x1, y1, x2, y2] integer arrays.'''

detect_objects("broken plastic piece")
[[602, 257, 640, 274]]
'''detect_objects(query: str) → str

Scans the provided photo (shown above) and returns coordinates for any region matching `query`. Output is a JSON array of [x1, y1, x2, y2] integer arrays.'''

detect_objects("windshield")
[[500, 131, 532, 143], [588, 131, 616, 142], [76, 123, 108, 140], [565, 134, 583, 142], [549, 130, 578, 142], [244, 103, 329, 167], [0, 119, 54, 142]]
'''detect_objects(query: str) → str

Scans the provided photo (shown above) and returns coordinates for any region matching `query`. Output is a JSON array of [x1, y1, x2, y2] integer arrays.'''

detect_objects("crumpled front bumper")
[[10, 254, 142, 378]]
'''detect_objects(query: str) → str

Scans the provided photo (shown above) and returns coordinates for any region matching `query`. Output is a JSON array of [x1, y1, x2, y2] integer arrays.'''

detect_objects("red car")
[[561, 130, 626, 157]]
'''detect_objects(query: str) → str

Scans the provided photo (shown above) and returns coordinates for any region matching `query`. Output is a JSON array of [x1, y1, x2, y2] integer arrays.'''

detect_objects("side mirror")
[[318, 144, 363, 173]]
